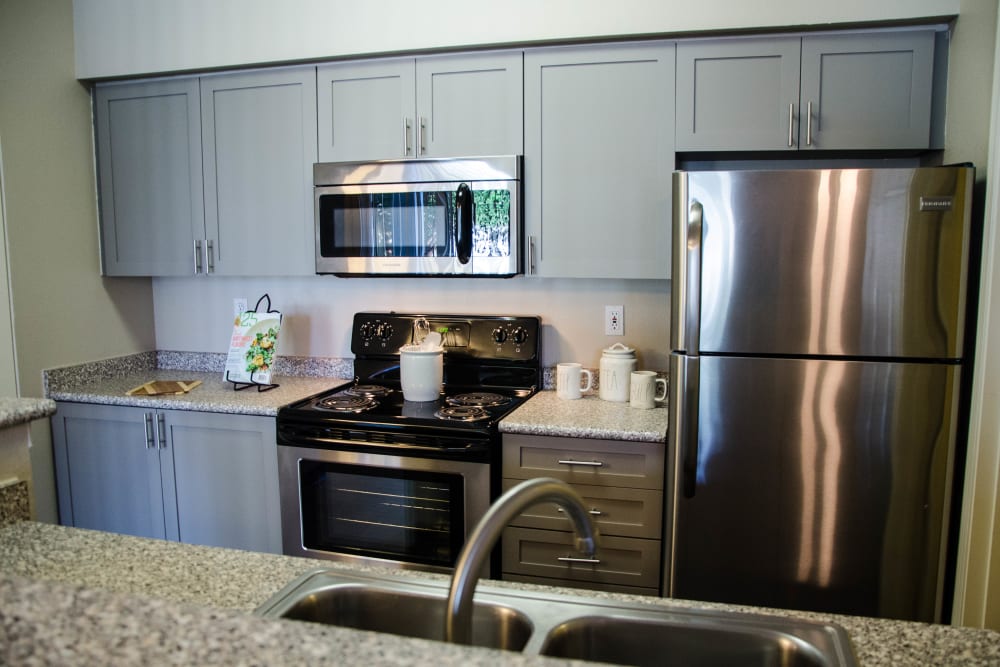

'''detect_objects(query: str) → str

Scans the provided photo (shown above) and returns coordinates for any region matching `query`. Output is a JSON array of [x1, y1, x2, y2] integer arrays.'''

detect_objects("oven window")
[[317, 188, 511, 259], [299, 461, 465, 568]]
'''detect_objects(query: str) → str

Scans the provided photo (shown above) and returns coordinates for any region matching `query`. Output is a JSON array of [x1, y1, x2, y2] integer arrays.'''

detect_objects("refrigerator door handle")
[[670, 355, 700, 499], [670, 178, 702, 353]]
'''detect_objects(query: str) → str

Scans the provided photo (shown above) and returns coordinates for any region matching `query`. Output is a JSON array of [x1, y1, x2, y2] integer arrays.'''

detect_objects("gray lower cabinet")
[[524, 42, 675, 279], [502, 433, 665, 596], [317, 51, 523, 162], [676, 29, 937, 151], [51, 403, 281, 554], [94, 66, 317, 276]]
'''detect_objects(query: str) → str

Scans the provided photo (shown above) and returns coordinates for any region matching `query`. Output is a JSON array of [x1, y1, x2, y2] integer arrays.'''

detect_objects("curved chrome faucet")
[[445, 477, 600, 645]]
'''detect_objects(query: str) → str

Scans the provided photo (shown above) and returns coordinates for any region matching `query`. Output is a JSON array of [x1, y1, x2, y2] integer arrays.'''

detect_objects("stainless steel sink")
[[540, 614, 833, 666], [255, 569, 857, 666], [259, 578, 532, 650]]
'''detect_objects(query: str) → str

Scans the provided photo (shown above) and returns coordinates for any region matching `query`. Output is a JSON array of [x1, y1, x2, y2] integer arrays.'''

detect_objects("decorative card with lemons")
[[225, 310, 282, 385]]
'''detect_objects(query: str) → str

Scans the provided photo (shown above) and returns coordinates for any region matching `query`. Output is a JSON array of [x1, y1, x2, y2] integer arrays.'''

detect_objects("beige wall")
[[0, 0, 156, 520]]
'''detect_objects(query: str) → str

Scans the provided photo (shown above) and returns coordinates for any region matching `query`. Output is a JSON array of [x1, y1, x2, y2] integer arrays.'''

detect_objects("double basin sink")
[[255, 568, 857, 666]]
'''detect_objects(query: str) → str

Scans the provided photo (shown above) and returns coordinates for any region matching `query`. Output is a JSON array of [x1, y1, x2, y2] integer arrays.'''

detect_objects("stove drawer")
[[502, 526, 661, 590], [502, 434, 664, 489], [501, 479, 662, 539]]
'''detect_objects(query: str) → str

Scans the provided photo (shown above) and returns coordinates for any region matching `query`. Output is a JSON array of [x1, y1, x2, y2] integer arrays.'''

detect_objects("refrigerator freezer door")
[[667, 355, 959, 622], [688, 167, 972, 359]]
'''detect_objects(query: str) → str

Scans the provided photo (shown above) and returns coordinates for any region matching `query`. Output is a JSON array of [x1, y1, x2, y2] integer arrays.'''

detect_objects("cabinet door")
[[317, 58, 415, 162], [524, 43, 675, 279], [94, 79, 204, 276], [201, 68, 318, 276], [415, 51, 523, 157], [676, 37, 801, 151], [50, 403, 167, 539], [161, 410, 281, 554], [800, 31, 935, 150]]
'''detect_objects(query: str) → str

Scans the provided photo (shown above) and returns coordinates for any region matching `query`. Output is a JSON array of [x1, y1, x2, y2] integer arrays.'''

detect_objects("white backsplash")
[[153, 276, 672, 371]]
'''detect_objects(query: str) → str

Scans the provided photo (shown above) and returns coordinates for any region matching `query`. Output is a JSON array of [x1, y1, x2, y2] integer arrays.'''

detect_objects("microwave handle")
[[456, 182, 473, 265]]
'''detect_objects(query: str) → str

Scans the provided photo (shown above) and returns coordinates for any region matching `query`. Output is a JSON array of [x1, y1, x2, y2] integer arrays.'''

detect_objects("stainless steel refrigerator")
[[667, 166, 974, 623]]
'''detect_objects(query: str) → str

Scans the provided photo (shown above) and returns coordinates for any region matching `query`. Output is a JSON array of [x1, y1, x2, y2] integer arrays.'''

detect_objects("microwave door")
[[315, 183, 472, 276]]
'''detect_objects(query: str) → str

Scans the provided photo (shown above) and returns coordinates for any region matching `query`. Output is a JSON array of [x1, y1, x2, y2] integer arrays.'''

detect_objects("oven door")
[[278, 445, 490, 574], [314, 179, 519, 277]]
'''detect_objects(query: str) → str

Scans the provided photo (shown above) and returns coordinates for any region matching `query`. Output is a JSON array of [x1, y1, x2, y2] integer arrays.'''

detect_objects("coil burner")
[[345, 384, 394, 398], [317, 394, 379, 413], [434, 405, 492, 422], [446, 392, 512, 409]]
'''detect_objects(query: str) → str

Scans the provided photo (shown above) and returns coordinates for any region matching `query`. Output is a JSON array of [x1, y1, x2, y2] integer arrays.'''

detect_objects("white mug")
[[556, 362, 593, 400], [629, 371, 667, 409]]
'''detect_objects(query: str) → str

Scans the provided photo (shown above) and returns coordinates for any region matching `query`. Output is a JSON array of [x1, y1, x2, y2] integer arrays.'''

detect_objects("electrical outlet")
[[233, 298, 248, 318], [605, 305, 624, 336]]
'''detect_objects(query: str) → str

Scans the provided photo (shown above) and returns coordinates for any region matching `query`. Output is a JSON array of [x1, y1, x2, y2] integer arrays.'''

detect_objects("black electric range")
[[277, 312, 542, 463]]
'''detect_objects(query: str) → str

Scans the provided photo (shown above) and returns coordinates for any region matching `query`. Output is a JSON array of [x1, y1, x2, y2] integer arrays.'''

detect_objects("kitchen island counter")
[[1, 521, 998, 666], [500, 390, 668, 442]]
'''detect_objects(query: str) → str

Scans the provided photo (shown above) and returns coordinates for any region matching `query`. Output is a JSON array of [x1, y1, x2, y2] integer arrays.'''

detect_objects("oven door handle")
[[456, 182, 473, 265]]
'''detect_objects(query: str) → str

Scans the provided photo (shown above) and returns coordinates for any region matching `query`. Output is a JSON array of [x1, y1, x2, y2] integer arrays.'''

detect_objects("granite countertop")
[[43, 351, 352, 416], [0, 397, 56, 430], [2, 522, 999, 666], [500, 390, 668, 442]]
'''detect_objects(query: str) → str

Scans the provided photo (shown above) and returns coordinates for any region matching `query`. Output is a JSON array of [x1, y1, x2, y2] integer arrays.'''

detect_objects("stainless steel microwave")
[[314, 156, 522, 277]]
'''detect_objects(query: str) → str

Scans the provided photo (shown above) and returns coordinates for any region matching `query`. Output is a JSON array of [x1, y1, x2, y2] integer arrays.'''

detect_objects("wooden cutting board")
[[126, 380, 203, 396]]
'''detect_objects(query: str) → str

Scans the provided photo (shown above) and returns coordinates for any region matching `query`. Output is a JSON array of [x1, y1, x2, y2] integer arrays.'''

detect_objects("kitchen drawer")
[[502, 526, 661, 590], [502, 478, 662, 539], [503, 434, 664, 489], [502, 573, 659, 597]]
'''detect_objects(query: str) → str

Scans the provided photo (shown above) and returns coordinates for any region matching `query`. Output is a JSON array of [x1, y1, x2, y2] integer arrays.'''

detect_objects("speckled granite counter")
[[0, 398, 56, 430], [44, 351, 351, 416], [1, 522, 999, 666], [500, 390, 668, 442]]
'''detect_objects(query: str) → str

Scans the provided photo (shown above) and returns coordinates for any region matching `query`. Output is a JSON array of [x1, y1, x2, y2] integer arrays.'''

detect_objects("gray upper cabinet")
[[95, 67, 317, 276], [318, 51, 523, 162], [676, 37, 801, 151], [200, 68, 317, 276], [676, 30, 936, 151], [95, 79, 204, 276], [52, 402, 282, 554], [799, 31, 935, 150], [524, 42, 675, 279]]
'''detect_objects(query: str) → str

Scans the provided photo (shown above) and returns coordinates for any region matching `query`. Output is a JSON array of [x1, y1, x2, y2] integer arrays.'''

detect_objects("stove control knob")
[[491, 327, 508, 344], [512, 327, 528, 344], [376, 322, 393, 340], [359, 322, 374, 340]]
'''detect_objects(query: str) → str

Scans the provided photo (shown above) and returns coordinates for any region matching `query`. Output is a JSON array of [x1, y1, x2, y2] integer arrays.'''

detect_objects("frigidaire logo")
[[919, 196, 954, 211]]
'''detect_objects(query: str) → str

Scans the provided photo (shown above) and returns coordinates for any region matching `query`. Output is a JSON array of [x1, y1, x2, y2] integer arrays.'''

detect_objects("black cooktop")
[[276, 313, 541, 459]]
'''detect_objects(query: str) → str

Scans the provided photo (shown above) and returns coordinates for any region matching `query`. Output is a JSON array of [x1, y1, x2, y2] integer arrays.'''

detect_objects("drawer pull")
[[557, 556, 602, 564], [557, 507, 602, 516], [557, 459, 604, 467]]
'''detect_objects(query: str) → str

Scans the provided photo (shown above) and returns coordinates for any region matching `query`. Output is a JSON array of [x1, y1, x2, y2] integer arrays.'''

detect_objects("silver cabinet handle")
[[557, 507, 603, 516], [529, 236, 537, 275], [143, 413, 155, 449], [806, 101, 813, 146], [557, 459, 604, 467], [206, 239, 215, 273], [403, 118, 412, 156], [418, 117, 426, 155], [788, 102, 795, 147], [156, 413, 167, 449], [557, 556, 602, 564], [193, 240, 203, 274]]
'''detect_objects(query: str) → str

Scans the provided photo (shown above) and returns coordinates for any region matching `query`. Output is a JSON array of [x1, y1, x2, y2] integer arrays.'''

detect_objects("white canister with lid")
[[599, 342, 637, 402]]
